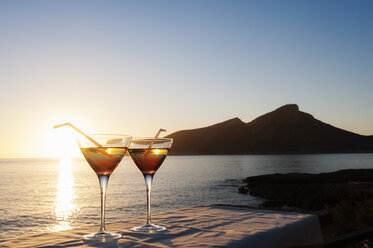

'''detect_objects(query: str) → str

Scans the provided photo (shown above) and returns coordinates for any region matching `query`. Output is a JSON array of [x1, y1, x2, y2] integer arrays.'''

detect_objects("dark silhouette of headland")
[[166, 104, 373, 155]]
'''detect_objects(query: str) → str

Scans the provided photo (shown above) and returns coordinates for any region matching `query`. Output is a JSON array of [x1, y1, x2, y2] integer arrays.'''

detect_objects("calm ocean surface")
[[1, 154, 373, 239]]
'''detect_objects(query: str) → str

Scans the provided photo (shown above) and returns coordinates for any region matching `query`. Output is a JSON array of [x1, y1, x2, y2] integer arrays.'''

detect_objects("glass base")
[[131, 223, 166, 233], [82, 231, 122, 242]]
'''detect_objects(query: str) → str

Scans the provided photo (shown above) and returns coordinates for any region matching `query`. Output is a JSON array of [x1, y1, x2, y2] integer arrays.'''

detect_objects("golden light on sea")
[[49, 157, 79, 232]]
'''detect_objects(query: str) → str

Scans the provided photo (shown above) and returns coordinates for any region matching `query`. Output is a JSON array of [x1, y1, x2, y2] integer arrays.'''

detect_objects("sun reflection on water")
[[49, 157, 79, 232]]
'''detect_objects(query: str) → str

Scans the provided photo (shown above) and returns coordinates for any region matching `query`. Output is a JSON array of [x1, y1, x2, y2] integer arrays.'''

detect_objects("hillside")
[[166, 104, 373, 155]]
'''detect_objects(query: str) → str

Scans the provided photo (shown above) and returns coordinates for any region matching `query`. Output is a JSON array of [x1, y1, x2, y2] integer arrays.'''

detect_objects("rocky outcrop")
[[239, 169, 373, 210]]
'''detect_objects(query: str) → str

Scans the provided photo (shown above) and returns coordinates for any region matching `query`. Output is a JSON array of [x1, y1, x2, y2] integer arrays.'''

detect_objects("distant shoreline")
[[168, 151, 373, 156]]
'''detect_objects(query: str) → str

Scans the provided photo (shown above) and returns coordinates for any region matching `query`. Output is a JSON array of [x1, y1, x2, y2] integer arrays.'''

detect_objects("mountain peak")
[[166, 104, 373, 155], [274, 104, 299, 112], [248, 104, 304, 126], [225, 117, 243, 124], [210, 117, 244, 128]]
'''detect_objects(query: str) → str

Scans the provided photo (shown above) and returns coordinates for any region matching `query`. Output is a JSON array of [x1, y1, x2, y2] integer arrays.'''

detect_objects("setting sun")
[[45, 127, 81, 159]]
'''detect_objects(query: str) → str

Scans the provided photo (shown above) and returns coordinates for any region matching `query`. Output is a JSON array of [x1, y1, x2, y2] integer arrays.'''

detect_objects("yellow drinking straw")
[[53, 122, 103, 147], [53, 122, 118, 160]]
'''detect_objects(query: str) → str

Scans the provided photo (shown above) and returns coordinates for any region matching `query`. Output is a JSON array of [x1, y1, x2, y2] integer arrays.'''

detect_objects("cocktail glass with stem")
[[77, 134, 132, 241], [128, 137, 173, 233]]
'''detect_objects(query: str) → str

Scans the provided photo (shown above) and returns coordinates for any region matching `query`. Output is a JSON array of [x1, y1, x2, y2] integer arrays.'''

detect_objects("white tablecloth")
[[0, 206, 323, 248]]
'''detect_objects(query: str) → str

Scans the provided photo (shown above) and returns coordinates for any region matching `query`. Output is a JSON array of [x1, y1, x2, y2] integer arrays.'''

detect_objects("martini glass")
[[129, 137, 173, 233], [77, 134, 132, 241]]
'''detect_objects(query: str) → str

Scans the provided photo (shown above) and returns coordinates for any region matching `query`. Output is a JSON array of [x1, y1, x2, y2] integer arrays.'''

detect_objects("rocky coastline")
[[239, 169, 373, 210], [239, 169, 373, 237]]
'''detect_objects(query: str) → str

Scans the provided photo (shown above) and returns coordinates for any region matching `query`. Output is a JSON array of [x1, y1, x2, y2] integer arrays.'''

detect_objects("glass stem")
[[144, 174, 153, 225], [98, 175, 109, 232]]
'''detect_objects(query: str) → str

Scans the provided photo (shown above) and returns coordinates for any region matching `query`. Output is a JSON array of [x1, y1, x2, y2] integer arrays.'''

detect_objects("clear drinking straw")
[[148, 129, 166, 149], [142, 129, 166, 159]]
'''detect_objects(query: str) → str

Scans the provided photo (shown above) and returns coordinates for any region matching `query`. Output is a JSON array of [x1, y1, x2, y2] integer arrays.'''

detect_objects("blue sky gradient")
[[0, 0, 372, 157]]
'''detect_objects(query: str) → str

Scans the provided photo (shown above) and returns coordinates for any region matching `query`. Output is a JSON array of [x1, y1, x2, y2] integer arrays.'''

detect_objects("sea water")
[[0, 153, 373, 239]]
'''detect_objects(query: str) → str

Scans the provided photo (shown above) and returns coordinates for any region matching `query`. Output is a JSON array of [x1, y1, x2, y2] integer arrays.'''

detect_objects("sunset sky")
[[0, 0, 372, 158]]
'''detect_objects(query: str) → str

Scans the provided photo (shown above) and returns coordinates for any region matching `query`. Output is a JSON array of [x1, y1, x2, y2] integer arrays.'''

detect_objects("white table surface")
[[0, 205, 323, 248]]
